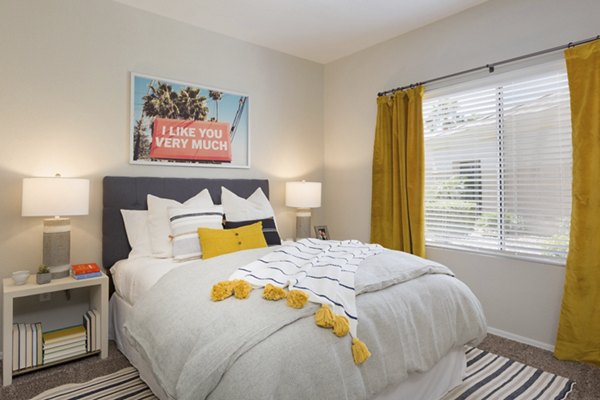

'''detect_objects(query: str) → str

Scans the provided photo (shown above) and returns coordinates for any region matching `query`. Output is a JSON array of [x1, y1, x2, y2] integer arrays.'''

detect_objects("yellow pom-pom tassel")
[[286, 290, 309, 309], [315, 304, 335, 328], [351, 338, 371, 365], [211, 281, 234, 301], [263, 283, 287, 301], [232, 280, 253, 299], [332, 315, 350, 337]]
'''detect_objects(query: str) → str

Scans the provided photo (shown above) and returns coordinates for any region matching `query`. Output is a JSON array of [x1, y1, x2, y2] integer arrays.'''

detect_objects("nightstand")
[[2, 273, 108, 386]]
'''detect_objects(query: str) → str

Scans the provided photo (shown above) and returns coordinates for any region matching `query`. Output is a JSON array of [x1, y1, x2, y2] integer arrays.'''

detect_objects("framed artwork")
[[130, 73, 250, 168], [314, 225, 329, 240]]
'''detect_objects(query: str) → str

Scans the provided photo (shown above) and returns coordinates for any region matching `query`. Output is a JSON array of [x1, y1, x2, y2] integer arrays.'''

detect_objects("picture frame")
[[314, 225, 329, 240], [130, 73, 250, 168]]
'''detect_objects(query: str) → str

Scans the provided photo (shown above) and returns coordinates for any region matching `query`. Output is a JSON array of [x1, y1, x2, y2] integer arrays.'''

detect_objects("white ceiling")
[[114, 0, 487, 64]]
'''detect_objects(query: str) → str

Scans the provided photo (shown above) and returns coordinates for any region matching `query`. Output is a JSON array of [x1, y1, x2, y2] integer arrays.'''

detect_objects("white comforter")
[[111, 256, 192, 305], [124, 246, 487, 400]]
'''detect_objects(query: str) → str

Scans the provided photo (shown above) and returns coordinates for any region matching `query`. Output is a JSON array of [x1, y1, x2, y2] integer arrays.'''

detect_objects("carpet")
[[30, 347, 574, 400]]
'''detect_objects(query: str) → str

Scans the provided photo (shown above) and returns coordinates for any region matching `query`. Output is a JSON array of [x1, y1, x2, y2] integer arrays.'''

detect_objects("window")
[[423, 61, 572, 263]]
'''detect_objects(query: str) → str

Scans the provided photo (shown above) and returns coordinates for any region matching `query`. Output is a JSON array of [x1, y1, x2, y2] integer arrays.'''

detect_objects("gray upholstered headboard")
[[102, 176, 269, 269]]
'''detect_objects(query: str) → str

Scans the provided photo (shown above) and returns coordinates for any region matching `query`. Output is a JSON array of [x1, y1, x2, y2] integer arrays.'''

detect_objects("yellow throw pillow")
[[199, 221, 267, 259]]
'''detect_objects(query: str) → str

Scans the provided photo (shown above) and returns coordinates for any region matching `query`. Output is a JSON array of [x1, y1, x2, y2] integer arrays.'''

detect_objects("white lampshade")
[[285, 181, 321, 209], [22, 176, 90, 279], [22, 177, 90, 217]]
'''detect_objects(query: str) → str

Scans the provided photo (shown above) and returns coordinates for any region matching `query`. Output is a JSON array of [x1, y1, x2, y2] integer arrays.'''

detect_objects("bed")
[[103, 176, 487, 400]]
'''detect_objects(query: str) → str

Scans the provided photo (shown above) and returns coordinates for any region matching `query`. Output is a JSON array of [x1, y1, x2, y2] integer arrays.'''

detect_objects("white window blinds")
[[423, 60, 572, 264]]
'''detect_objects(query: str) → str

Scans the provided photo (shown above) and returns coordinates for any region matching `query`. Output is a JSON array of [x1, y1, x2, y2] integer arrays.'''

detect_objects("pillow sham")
[[198, 222, 267, 259], [168, 205, 224, 261], [221, 187, 275, 221], [224, 217, 281, 246], [147, 190, 214, 258], [120, 209, 153, 258]]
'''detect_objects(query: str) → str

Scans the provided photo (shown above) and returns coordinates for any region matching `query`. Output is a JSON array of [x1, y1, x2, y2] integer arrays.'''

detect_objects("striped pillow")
[[224, 217, 281, 246], [168, 205, 224, 260]]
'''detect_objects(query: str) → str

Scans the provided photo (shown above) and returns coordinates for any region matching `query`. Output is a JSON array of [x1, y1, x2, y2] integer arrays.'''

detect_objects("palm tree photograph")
[[130, 73, 249, 168]]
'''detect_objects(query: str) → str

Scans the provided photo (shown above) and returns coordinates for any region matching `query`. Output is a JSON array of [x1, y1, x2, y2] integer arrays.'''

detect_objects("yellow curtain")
[[370, 86, 425, 257], [555, 39, 600, 366]]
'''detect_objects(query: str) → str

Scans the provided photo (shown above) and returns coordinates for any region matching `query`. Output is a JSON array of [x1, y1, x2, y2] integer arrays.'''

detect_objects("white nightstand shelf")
[[2, 273, 108, 386]]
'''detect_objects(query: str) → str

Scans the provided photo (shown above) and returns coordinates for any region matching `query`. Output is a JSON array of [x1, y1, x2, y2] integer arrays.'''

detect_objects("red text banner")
[[150, 118, 232, 162]]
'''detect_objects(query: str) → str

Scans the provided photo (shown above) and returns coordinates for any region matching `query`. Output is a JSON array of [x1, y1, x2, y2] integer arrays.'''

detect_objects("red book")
[[71, 263, 101, 275]]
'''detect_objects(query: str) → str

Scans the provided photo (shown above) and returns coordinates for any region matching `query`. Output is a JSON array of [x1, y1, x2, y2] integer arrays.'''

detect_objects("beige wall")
[[323, 0, 599, 348], [0, 0, 323, 344]]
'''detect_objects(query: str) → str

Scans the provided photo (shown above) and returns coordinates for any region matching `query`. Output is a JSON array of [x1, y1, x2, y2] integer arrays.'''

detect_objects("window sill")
[[425, 243, 567, 267]]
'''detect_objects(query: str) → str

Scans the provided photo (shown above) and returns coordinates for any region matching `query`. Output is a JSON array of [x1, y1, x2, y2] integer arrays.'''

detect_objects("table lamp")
[[22, 175, 90, 278], [285, 181, 321, 239]]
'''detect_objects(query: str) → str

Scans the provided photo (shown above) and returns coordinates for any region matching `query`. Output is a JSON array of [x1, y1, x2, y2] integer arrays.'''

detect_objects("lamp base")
[[295, 209, 312, 240], [49, 265, 70, 279], [43, 217, 71, 278]]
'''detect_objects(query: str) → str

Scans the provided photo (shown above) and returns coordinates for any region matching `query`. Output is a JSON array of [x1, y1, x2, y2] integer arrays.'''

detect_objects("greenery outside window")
[[423, 60, 572, 264]]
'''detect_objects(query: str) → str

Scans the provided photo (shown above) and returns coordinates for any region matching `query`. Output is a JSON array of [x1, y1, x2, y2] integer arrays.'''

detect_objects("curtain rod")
[[377, 34, 599, 97]]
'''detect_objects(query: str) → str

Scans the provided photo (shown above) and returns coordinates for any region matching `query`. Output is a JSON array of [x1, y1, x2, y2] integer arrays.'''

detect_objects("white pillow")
[[120, 209, 152, 258], [168, 205, 224, 261], [147, 190, 214, 258], [221, 187, 275, 221]]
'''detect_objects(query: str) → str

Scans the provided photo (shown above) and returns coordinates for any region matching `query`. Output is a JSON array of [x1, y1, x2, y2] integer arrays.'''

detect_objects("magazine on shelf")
[[19, 323, 26, 369], [83, 309, 101, 352], [92, 309, 101, 351], [27, 324, 37, 367], [12, 325, 18, 371], [72, 271, 102, 280], [12, 322, 43, 371], [44, 338, 87, 351], [35, 322, 43, 366], [71, 263, 101, 276], [83, 312, 91, 352], [43, 325, 86, 345], [44, 345, 87, 364]]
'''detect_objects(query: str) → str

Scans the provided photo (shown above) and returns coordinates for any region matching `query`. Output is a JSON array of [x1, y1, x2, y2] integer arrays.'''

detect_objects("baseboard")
[[487, 326, 555, 352]]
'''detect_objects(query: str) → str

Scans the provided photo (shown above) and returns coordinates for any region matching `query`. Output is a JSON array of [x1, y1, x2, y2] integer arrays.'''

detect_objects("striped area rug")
[[30, 367, 157, 400], [442, 347, 575, 400], [31, 347, 574, 400]]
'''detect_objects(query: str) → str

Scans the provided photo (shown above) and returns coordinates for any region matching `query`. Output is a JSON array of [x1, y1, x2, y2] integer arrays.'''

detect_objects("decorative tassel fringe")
[[213, 279, 369, 366], [351, 338, 371, 365], [232, 280, 253, 299], [211, 281, 234, 301], [315, 305, 349, 337], [212, 280, 253, 301], [314, 304, 335, 328], [286, 290, 309, 308], [263, 283, 287, 300], [332, 315, 349, 337]]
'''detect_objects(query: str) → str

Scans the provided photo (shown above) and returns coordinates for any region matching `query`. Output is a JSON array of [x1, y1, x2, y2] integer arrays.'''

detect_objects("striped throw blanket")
[[229, 238, 383, 338]]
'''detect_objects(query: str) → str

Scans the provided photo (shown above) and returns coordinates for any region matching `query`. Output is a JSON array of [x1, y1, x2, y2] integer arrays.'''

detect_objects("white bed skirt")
[[110, 294, 465, 400]]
